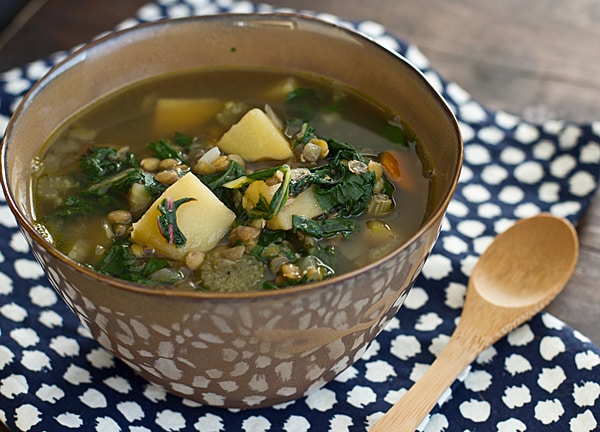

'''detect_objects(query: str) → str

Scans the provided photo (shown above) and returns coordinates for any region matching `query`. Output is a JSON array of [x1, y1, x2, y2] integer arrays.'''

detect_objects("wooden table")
[[0, 2, 598, 428]]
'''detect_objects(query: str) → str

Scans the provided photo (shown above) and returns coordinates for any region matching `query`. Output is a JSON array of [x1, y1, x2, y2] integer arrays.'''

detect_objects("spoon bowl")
[[371, 213, 579, 431], [473, 214, 577, 308]]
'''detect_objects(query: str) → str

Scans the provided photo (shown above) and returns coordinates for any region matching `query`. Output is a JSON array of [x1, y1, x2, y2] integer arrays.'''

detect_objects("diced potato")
[[131, 172, 235, 260], [128, 182, 152, 215], [242, 180, 279, 212], [153, 98, 223, 138], [262, 76, 299, 101], [268, 185, 324, 231], [242, 181, 323, 231], [217, 108, 293, 162]]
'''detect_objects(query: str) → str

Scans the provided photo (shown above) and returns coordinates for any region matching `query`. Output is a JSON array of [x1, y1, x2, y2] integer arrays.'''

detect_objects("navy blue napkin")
[[1, 1, 599, 431]]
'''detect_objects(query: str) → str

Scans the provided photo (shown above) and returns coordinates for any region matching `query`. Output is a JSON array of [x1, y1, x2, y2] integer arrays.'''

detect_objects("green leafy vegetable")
[[51, 148, 143, 217], [223, 165, 286, 190], [54, 195, 95, 216], [53, 166, 165, 218], [173, 132, 195, 150], [140, 171, 168, 198], [80, 146, 137, 181], [327, 138, 368, 164], [314, 171, 375, 217], [197, 160, 245, 208], [248, 165, 291, 220], [289, 135, 377, 217], [260, 281, 281, 290], [292, 215, 358, 238], [293, 123, 319, 147], [304, 241, 336, 271], [284, 87, 343, 128], [148, 139, 186, 162], [222, 164, 293, 220], [251, 228, 336, 288], [157, 196, 196, 247], [143, 257, 171, 276], [251, 230, 297, 261], [82, 168, 141, 198], [285, 88, 323, 125], [253, 229, 288, 249], [98, 240, 169, 284]]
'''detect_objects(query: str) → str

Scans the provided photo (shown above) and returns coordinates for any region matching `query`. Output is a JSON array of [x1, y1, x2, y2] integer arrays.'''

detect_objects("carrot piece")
[[380, 150, 404, 183], [379, 149, 417, 192]]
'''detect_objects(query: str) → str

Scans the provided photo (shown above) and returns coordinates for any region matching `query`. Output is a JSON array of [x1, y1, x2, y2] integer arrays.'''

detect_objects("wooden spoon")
[[370, 213, 579, 432]]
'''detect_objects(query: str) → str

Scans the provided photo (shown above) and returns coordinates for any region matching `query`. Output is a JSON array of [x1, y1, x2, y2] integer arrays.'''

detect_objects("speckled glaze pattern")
[[26, 229, 436, 407], [2, 14, 461, 408]]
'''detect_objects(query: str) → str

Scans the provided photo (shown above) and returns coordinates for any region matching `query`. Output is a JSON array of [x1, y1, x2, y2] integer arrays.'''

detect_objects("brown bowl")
[[0, 14, 462, 408]]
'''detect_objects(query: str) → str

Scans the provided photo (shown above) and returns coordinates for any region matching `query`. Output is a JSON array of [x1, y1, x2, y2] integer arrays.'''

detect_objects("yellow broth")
[[32, 68, 434, 291]]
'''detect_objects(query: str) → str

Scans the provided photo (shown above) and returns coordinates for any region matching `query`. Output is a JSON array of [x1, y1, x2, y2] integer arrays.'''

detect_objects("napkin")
[[1, 1, 599, 431]]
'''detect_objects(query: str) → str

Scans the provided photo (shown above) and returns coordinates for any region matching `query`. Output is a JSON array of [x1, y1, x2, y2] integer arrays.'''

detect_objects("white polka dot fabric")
[[1, 1, 600, 431]]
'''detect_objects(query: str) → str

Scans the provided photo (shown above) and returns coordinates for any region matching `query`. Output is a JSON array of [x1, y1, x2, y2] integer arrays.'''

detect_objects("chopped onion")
[[264, 104, 283, 130], [198, 146, 221, 164]]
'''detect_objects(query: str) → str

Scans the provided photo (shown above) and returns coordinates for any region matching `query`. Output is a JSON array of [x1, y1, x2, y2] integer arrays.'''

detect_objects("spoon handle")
[[370, 326, 481, 431]]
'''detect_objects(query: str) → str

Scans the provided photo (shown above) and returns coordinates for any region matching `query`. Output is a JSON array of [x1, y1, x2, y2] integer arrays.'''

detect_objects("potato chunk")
[[242, 181, 323, 231], [268, 186, 323, 231], [153, 98, 223, 138], [217, 108, 293, 162], [131, 172, 235, 260], [262, 76, 299, 101], [242, 180, 279, 212]]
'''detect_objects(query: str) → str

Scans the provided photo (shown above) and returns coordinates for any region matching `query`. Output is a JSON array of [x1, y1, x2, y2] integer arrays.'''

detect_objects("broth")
[[32, 68, 434, 291]]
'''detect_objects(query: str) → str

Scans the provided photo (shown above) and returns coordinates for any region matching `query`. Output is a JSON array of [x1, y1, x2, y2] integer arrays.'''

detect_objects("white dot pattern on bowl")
[[1, 1, 599, 431]]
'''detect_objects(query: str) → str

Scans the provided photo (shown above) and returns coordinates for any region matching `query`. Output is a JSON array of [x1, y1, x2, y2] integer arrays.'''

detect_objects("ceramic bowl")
[[0, 14, 462, 408]]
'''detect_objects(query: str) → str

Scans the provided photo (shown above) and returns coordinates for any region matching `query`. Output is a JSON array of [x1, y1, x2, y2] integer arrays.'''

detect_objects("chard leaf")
[[198, 161, 245, 208], [98, 240, 168, 284], [285, 88, 323, 125], [143, 257, 170, 276], [82, 168, 141, 197], [222, 166, 285, 190], [293, 123, 318, 147], [157, 196, 196, 247], [54, 195, 95, 216], [173, 132, 195, 150], [80, 146, 137, 181], [199, 161, 245, 191], [292, 215, 358, 238], [245, 166, 286, 182], [247, 165, 291, 220], [98, 241, 139, 277], [148, 139, 186, 162], [141, 171, 168, 198], [248, 194, 273, 220], [327, 138, 368, 164], [304, 241, 336, 270], [284, 88, 343, 128], [252, 236, 297, 262], [314, 171, 375, 217], [292, 130, 378, 217], [54, 147, 143, 217]]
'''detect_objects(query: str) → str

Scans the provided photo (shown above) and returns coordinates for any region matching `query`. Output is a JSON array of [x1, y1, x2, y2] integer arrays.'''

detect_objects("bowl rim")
[[0, 12, 463, 301]]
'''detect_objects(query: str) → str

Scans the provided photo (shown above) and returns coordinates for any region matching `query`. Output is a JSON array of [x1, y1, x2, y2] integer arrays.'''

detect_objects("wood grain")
[[371, 214, 580, 431], [0, 0, 597, 399], [1, 0, 598, 342], [0, 2, 598, 432]]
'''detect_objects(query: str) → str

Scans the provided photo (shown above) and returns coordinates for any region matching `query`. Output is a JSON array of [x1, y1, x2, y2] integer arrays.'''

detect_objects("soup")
[[32, 68, 433, 292]]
